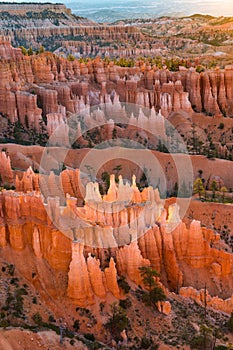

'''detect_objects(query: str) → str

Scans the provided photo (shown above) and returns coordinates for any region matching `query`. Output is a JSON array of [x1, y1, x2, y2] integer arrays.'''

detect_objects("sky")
[[68, 0, 233, 20], [2, 0, 233, 20]]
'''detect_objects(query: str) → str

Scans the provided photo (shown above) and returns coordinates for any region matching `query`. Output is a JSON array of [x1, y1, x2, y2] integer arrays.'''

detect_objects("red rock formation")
[[67, 244, 120, 304], [61, 169, 83, 205], [180, 287, 233, 314], [0, 226, 6, 248], [104, 257, 120, 298], [160, 80, 192, 117], [0, 41, 22, 60], [15, 91, 43, 129], [15, 166, 39, 192], [67, 243, 94, 304], [0, 151, 14, 185], [157, 301, 172, 315], [35, 87, 59, 116], [46, 113, 66, 136], [116, 241, 151, 285]]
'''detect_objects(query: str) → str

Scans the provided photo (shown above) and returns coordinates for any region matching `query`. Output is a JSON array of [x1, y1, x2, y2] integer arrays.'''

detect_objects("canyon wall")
[[1, 41, 233, 142], [2, 24, 140, 52]]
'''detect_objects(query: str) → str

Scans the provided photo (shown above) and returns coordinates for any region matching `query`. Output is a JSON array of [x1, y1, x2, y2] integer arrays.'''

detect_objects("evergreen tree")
[[39, 46, 45, 54], [139, 266, 159, 291], [220, 186, 227, 203], [139, 266, 166, 307], [193, 178, 205, 199], [27, 47, 33, 56], [173, 182, 178, 197], [210, 180, 219, 199], [113, 164, 122, 182], [228, 312, 233, 332], [20, 46, 27, 55], [67, 54, 75, 61]]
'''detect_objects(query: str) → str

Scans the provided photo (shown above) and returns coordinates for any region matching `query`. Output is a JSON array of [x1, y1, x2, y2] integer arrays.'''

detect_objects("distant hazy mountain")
[[65, 0, 233, 22]]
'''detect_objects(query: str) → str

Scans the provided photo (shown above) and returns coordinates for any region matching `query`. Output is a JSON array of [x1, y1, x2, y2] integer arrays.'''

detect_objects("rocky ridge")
[[0, 3, 93, 29]]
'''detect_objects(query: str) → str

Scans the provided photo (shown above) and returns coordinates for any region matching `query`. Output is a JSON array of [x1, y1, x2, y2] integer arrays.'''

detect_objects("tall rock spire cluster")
[[0, 169, 232, 312]]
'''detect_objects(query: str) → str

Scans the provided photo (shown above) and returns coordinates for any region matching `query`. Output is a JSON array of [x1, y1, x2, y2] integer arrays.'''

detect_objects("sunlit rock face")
[[0, 171, 232, 310]]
